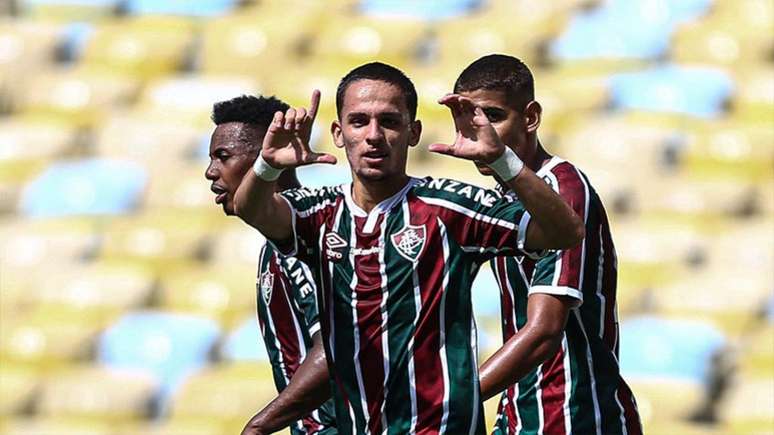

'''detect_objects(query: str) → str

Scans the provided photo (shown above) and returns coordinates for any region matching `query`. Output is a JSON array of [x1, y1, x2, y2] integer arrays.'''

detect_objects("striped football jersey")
[[256, 243, 337, 434], [275, 176, 538, 435], [490, 157, 642, 435]]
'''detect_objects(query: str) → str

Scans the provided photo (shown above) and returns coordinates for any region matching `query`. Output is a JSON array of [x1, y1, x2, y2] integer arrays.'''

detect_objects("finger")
[[427, 142, 455, 156], [267, 111, 284, 133], [295, 107, 307, 131], [437, 96, 463, 119], [473, 106, 491, 126], [303, 152, 337, 165], [285, 108, 297, 130], [308, 89, 321, 121]]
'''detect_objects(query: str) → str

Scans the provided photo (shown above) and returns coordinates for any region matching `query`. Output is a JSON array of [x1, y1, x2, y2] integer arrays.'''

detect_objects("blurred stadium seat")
[[20, 158, 146, 217], [0, 363, 39, 415], [360, 0, 481, 20], [122, 0, 239, 17], [219, 317, 269, 362], [20, 0, 120, 20], [97, 311, 221, 399]]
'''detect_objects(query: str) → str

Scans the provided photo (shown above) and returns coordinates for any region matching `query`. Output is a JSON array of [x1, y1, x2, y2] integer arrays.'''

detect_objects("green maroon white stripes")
[[278, 177, 530, 434], [490, 157, 642, 435]]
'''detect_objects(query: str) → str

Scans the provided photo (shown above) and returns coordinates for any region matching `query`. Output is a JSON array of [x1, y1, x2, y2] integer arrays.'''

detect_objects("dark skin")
[[205, 121, 330, 435], [458, 88, 577, 400]]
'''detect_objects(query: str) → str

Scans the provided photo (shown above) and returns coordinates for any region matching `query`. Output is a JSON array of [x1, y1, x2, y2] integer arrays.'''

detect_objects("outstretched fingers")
[[308, 89, 321, 122]]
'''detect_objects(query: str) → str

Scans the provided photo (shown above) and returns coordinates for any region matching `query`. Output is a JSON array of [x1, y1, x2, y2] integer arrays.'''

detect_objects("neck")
[[526, 137, 553, 172], [351, 174, 410, 213]]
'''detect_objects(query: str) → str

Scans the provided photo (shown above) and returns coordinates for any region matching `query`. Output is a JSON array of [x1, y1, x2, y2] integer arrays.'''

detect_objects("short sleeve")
[[416, 179, 544, 262], [280, 256, 321, 335], [274, 185, 342, 263]]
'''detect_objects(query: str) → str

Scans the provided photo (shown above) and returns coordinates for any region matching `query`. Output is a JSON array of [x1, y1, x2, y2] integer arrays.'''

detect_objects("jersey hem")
[[529, 285, 583, 306]]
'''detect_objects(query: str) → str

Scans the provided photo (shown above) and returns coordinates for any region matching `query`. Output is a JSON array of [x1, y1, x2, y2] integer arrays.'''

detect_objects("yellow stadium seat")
[[628, 378, 703, 428], [0, 364, 39, 416], [138, 75, 258, 129], [81, 16, 197, 80], [18, 67, 141, 128], [0, 306, 114, 366], [1, 416, 117, 435], [731, 67, 774, 125], [208, 220, 266, 268], [311, 15, 432, 67], [121, 417, 226, 435], [0, 20, 62, 75], [0, 118, 78, 163], [721, 376, 774, 427], [0, 216, 101, 270], [94, 111, 204, 163], [143, 161, 219, 210], [157, 263, 257, 320], [36, 365, 158, 422], [169, 361, 276, 422], [99, 209, 219, 263]]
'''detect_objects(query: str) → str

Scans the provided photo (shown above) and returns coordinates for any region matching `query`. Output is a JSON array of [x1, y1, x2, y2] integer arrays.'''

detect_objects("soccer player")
[[234, 62, 585, 434], [454, 54, 643, 435], [205, 94, 337, 435]]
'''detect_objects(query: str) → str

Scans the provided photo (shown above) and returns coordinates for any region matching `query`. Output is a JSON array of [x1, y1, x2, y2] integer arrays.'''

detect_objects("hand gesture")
[[261, 89, 337, 169], [428, 94, 505, 164]]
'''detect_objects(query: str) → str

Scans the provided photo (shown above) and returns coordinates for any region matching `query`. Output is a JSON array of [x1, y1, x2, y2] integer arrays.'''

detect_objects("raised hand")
[[428, 94, 505, 164], [261, 89, 337, 169]]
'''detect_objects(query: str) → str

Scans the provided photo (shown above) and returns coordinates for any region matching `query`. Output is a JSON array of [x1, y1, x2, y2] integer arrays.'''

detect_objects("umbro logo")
[[325, 232, 348, 262]]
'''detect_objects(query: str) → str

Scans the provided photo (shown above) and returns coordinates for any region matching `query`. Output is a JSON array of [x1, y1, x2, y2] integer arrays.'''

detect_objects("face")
[[205, 122, 261, 215], [332, 79, 421, 184], [458, 88, 538, 176]]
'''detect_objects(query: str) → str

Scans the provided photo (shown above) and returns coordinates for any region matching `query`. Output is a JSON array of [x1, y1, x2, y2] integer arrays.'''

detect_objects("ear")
[[524, 101, 542, 134], [408, 119, 422, 148], [331, 119, 344, 149]]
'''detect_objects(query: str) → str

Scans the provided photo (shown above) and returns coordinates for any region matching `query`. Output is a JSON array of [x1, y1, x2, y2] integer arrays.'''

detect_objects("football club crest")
[[391, 224, 427, 262], [324, 231, 348, 262], [260, 270, 274, 304]]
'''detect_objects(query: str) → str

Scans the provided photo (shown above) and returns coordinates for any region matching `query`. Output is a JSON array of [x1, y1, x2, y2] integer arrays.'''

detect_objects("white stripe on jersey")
[[348, 212, 371, 428], [614, 389, 629, 435], [596, 225, 607, 340], [542, 169, 564, 288], [573, 310, 602, 435], [468, 261, 481, 435], [400, 201, 420, 435], [378, 214, 390, 433], [417, 196, 517, 230], [491, 258, 522, 434], [436, 218, 452, 434]]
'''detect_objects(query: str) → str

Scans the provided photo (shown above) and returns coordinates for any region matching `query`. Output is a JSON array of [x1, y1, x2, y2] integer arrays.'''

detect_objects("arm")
[[234, 90, 336, 242], [429, 94, 584, 250], [241, 332, 332, 435], [479, 293, 574, 400]]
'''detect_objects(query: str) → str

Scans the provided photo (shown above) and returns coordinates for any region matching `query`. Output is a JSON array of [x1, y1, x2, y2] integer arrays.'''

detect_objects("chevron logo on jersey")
[[391, 224, 426, 262], [260, 269, 274, 304], [325, 231, 348, 261]]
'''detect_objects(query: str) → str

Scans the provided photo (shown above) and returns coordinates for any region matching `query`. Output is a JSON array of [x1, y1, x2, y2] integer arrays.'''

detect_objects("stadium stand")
[[0, 0, 771, 433]]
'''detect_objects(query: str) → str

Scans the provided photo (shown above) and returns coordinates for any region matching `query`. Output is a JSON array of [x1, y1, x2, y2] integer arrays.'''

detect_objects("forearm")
[[242, 336, 331, 434], [503, 168, 584, 250], [234, 169, 292, 242], [479, 327, 563, 400]]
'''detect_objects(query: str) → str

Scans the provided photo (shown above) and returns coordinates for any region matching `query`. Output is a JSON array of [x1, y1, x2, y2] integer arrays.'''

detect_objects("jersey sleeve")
[[529, 162, 590, 304], [274, 185, 341, 263], [416, 178, 539, 261]]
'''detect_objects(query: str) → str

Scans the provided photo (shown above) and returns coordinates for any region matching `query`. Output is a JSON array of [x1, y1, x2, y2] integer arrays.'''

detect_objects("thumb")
[[428, 142, 456, 156], [308, 152, 338, 165]]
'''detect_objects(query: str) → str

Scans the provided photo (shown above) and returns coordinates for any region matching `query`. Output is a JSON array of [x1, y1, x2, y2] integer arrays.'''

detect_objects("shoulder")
[[412, 177, 511, 210], [539, 158, 594, 200], [279, 184, 344, 212]]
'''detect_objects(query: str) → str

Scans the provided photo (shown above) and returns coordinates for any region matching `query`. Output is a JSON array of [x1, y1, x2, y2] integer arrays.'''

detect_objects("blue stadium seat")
[[609, 65, 733, 117], [123, 0, 238, 17], [296, 164, 352, 188], [360, 0, 481, 20], [97, 311, 220, 399], [20, 159, 146, 218], [220, 317, 269, 362], [619, 315, 725, 382], [471, 266, 501, 318], [550, 0, 712, 60]]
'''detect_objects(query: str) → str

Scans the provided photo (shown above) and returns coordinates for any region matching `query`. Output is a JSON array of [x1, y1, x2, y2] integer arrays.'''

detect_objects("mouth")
[[363, 150, 388, 163], [211, 184, 228, 205]]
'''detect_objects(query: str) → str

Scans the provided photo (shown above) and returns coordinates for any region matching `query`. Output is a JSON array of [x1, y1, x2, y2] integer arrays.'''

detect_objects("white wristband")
[[253, 154, 284, 181], [487, 147, 524, 181]]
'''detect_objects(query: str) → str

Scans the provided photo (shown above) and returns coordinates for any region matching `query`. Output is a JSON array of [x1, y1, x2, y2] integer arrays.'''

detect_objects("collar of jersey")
[[495, 155, 565, 195], [343, 177, 423, 234]]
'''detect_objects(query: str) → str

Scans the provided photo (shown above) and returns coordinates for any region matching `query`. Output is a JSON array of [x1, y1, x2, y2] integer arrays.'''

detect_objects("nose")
[[365, 119, 384, 145], [205, 160, 218, 180]]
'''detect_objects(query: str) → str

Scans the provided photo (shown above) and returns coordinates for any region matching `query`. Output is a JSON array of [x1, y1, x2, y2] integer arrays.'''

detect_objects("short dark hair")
[[454, 54, 535, 111], [211, 94, 290, 129], [336, 62, 418, 120]]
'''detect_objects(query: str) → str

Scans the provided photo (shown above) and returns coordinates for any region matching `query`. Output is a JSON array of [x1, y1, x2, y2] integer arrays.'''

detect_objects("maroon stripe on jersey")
[[599, 209, 619, 351], [270, 261, 303, 378], [551, 163, 588, 289], [301, 415, 321, 434], [539, 348, 567, 435], [408, 201, 446, 434], [353, 215, 386, 434], [496, 386, 519, 435], [494, 258, 516, 340], [617, 384, 643, 435]]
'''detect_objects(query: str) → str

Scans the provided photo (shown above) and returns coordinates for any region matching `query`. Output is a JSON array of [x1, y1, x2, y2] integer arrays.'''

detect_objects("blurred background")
[[0, 0, 772, 433]]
